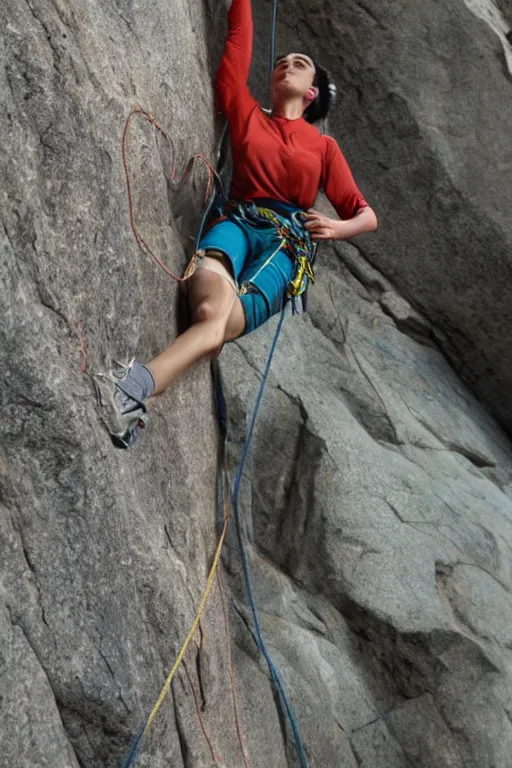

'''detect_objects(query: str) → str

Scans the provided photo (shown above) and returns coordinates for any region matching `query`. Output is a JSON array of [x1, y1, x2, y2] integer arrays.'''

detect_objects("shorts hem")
[[199, 246, 237, 280]]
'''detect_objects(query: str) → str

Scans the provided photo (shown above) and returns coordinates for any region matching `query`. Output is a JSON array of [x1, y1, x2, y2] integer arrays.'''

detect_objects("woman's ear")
[[304, 86, 319, 105]]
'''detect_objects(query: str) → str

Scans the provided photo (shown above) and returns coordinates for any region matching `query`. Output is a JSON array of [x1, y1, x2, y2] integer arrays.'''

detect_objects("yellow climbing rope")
[[144, 502, 231, 734]]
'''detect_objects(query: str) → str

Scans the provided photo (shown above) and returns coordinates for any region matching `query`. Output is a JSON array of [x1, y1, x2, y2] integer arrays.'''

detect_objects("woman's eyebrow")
[[275, 54, 314, 67], [294, 55, 314, 66]]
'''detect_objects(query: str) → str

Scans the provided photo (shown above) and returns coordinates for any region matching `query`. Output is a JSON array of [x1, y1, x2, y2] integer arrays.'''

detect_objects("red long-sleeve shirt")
[[216, 0, 369, 219]]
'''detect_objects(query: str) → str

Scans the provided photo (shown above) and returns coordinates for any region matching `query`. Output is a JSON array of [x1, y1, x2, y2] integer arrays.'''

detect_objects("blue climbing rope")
[[122, 1, 311, 764], [210, 1, 310, 759], [121, 725, 144, 768], [269, 0, 278, 80], [193, 184, 221, 253], [229, 305, 310, 768]]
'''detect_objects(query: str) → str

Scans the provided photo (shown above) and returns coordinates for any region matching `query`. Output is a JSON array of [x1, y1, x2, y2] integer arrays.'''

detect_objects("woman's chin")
[[272, 84, 301, 102]]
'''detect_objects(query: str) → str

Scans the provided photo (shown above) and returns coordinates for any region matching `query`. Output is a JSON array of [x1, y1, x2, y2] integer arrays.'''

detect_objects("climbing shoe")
[[93, 359, 154, 449]]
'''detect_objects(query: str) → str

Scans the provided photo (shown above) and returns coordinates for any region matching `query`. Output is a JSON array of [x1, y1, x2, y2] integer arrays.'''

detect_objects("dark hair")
[[304, 62, 337, 124]]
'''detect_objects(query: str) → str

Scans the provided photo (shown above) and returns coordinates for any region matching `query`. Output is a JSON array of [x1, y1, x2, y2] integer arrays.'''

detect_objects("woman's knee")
[[191, 300, 227, 346], [192, 299, 223, 326]]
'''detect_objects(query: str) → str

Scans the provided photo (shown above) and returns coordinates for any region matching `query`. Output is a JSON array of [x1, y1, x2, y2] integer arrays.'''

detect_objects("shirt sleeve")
[[215, 0, 258, 124], [322, 136, 369, 220]]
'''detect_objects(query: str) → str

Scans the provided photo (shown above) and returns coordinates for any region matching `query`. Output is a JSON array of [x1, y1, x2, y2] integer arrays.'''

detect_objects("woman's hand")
[[304, 206, 378, 241], [303, 210, 339, 240]]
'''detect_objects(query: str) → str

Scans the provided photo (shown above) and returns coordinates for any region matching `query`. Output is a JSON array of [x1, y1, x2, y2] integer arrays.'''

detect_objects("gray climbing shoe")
[[93, 360, 149, 449]]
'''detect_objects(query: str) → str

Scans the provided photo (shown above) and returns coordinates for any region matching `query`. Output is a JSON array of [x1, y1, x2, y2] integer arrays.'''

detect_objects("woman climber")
[[103, 0, 378, 447]]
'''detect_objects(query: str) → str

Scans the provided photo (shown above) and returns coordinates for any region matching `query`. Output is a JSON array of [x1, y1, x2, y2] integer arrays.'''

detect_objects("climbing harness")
[[247, 205, 317, 303], [205, 199, 317, 310]]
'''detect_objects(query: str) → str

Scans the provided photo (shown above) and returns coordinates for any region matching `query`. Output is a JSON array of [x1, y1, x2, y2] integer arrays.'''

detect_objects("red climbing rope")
[[121, 105, 222, 281], [120, 107, 252, 768], [218, 571, 253, 768], [183, 659, 224, 766], [73, 320, 88, 373]]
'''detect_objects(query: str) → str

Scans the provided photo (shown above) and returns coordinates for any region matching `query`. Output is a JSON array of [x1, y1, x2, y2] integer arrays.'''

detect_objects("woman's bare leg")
[[148, 264, 245, 395]]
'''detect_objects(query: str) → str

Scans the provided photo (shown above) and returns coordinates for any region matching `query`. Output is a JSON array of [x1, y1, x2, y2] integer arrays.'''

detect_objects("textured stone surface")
[[220, 235, 512, 766], [252, 0, 512, 434], [2, 1, 512, 767]]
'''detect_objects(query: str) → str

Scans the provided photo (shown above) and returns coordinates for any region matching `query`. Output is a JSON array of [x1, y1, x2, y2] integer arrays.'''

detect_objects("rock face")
[[1, 1, 512, 768], [253, 0, 512, 434]]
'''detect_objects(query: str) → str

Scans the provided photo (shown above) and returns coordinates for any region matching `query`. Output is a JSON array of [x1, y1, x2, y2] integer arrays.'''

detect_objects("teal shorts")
[[198, 200, 299, 335]]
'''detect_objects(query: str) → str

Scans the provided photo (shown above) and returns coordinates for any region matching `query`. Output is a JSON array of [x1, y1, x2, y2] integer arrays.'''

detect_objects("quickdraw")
[[288, 252, 315, 298]]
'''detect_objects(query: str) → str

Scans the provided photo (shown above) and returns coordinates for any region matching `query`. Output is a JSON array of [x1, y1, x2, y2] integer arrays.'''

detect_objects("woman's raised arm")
[[216, 0, 255, 118]]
